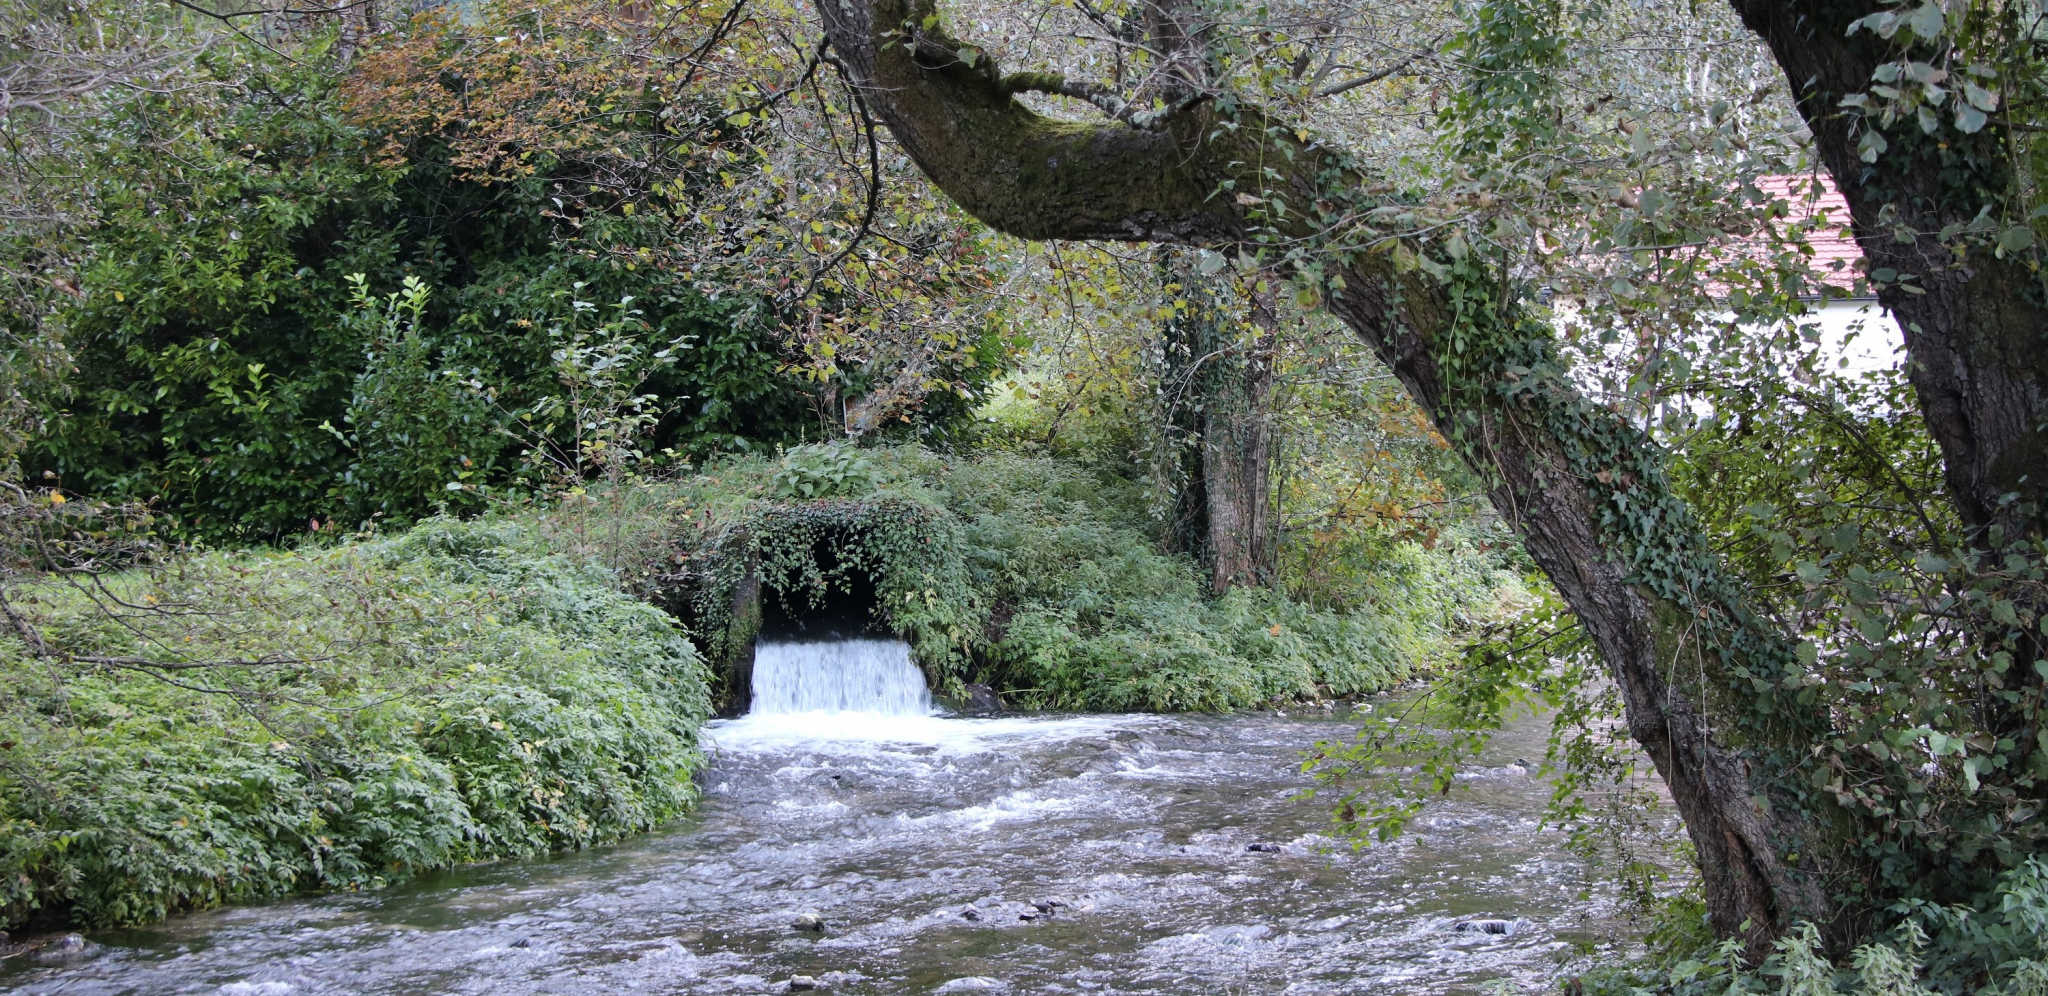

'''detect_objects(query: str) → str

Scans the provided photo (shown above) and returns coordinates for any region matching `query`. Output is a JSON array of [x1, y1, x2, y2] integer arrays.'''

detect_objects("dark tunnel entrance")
[[757, 529, 883, 642]]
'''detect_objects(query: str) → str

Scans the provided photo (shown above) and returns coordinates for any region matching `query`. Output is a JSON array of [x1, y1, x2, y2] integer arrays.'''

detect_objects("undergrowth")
[[1585, 859, 2048, 996], [0, 518, 710, 930], [648, 445, 1513, 711]]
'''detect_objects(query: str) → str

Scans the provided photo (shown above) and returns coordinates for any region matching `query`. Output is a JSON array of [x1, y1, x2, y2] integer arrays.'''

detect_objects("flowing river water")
[[2, 639, 1648, 995]]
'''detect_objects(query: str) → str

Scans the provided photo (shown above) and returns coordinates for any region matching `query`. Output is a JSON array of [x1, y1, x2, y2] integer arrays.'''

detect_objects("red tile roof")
[[1754, 174, 1865, 294]]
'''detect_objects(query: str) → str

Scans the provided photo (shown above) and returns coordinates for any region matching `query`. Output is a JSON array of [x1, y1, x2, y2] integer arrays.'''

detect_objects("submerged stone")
[[1453, 918, 1529, 936], [31, 933, 94, 964]]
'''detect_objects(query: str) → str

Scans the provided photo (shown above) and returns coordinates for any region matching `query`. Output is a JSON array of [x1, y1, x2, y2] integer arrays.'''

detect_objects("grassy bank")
[[0, 446, 1510, 931], [0, 518, 709, 930], [638, 445, 1516, 712]]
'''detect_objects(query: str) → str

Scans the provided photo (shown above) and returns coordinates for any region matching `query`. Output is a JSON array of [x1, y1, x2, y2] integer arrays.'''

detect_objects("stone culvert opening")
[[658, 495, 981, 715], [757, 527, 883, 642]]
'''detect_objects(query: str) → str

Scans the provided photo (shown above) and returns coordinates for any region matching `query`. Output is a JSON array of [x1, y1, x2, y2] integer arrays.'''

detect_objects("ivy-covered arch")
[[678, 494, 984, 712]]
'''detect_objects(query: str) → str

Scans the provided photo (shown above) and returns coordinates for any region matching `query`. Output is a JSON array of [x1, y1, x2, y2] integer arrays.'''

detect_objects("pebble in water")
[[791, 913, 824, 932], [787, 975, 820, 991]]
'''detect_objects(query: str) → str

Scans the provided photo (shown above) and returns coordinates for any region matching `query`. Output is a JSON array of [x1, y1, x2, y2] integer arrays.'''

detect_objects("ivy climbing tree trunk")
[[1156, 250, 1278, 593], [1200, 286, 1277, 593], [1728, 0, 2048, 544], [811, 0, 1856, 955]]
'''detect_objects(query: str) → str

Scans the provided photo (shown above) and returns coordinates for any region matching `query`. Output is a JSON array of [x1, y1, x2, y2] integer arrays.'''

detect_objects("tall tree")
[[1729, 0, 2046, 544], [810, 0, 1851, 955]]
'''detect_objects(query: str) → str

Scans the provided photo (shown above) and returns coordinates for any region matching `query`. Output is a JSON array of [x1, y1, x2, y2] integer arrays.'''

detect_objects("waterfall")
[[749, 638, 934, 717]]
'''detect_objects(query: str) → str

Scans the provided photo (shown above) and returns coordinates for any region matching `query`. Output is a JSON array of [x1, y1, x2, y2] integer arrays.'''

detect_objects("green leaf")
[[1956, 104, 1987, 134], [1858, 128, 1889, 163], [1909, 2, 1945, 39], [1998, 226, 2036, 254]]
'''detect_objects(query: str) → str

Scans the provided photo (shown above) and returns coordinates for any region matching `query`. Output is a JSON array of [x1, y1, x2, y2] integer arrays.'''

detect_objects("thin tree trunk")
[[1157, 250, 1278, 592], [812, 0, 1850, 954], [1157, 250, 1214, 561]]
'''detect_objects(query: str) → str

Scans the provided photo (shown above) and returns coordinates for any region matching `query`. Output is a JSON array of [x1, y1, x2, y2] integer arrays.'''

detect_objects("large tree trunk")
[[1729, 0, 2048, 889], [1728, 0, 2048, 542], [812, 0, 1854, 955]]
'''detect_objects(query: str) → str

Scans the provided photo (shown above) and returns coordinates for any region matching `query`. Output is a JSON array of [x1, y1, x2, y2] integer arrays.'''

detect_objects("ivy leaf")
[[1964, 82, 2000, 111], [1956, 104, 1988, 134], [1998, 226, 2036, 255], [1858, 128, 1889, 163]]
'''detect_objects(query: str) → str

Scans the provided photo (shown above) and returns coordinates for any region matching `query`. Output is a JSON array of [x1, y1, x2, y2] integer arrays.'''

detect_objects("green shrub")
[[0, 518, 710, 929], [1587, 859, 2048, 996], [770, 443, 886, 499], [932, 453, 1505, 710]]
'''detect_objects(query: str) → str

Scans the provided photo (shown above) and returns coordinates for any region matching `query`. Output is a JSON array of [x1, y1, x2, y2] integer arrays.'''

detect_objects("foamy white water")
[[708, 637, 1144, 750], [747, 638, 934, 717]]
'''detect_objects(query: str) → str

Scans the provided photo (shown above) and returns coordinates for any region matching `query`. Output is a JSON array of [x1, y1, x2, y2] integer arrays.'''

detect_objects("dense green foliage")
[[0, 517, 711, 929], [1589, 859, 2048, 996], [654, 445, 1511, 711], [10, 35, 999, 542]]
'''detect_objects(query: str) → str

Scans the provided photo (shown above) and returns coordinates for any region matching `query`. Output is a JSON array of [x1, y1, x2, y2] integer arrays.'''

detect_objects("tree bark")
[[1729, 2, 2048, 890], [1156, 251, 1277, 592], [1202, 287, 1277, 593], [1727, 0, 2048, 541], [813, 0, 1849, 955]]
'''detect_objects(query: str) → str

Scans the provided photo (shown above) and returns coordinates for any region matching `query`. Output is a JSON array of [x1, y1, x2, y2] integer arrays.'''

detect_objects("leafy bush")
[[771, 443, 885, 499], [933, 453, 1508, 710], [1587, 859, 2048, 996], [0, 518, 711, 929], [18, 47, 816, 542]]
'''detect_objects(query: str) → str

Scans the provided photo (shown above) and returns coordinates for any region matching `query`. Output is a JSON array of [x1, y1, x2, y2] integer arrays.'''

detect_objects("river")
[[2, 639, 1645, 995]]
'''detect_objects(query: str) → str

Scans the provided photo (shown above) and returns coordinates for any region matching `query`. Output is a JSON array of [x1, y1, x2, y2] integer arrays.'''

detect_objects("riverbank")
[[0, 710, 1626, 995], [0, 448, 1516, 933], [0, 518, 711, 933]]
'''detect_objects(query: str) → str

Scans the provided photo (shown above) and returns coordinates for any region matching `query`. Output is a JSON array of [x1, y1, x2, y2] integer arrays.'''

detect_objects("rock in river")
[[30, 933, 94, 964], [1453, 918, 1530, 936]]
